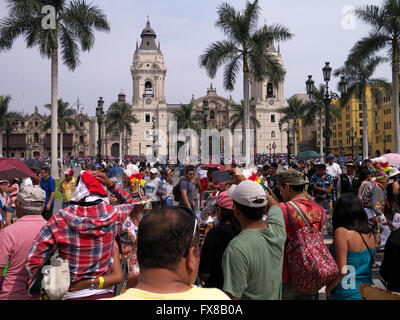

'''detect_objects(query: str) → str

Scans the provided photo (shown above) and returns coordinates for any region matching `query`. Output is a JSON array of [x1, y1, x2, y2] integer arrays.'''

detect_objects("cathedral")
[[3, 20, 287, 162]]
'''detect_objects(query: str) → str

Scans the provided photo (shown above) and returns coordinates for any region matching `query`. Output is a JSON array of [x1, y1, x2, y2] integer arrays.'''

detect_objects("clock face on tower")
[[146, 98, 151, 105], [269, 99, 275, 105]]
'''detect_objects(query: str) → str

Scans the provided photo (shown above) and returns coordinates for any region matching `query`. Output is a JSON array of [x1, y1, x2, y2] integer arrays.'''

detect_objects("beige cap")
[[17, 186, 46, 214]]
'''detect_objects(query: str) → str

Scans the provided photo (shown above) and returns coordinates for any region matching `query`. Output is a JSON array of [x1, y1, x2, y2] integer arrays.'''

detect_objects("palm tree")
[[105, 102, 138, 165], [302, 84, 341, 157], [0, 0, 110, 177], [43, 99, 78, 163], [334, 56, 390, 159], [0, 95, 11, 157], [348, 0, 400, 153], [230, 100, 260, 154], [278, 96, 308, 156], [199, 0, 293, 162], [171, 103, 202, 133], [229, 100, 260, 133], [0, 95, 23, 157]]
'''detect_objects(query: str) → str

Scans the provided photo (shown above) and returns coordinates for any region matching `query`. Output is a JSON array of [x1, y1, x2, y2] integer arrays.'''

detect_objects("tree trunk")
[[362, 90, 368, 160], [243, 71, 250, 165], [393, 39, 400, 153], [294, 126, 298, 156], [60, 131, 63, 168], [51, 48, 59, 178]]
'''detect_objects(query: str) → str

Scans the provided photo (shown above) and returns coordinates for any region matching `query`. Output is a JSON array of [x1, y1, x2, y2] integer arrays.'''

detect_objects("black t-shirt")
[[199, 223, 238, 289]]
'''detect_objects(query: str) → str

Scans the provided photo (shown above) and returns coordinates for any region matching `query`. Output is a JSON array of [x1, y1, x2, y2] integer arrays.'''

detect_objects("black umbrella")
[[23, 158, 46, 169]]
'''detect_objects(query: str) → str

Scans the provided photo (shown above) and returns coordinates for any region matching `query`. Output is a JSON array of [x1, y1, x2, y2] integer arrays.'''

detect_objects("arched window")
[[79, 135, 84, 144], [271, 131, 276, 139], [210, 110, 215, 120], [267, 83, 274, 98], [145, 81, 153, 97], [34, 133, 39, 144]]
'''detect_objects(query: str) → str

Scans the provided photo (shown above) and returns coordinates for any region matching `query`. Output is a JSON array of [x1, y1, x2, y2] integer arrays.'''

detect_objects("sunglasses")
[[177, 205, 198, 257]]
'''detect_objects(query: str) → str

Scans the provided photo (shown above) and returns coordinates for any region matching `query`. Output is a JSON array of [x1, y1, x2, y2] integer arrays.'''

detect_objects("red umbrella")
[[200, 163, 226, 170], [0, 158, 40, 181]]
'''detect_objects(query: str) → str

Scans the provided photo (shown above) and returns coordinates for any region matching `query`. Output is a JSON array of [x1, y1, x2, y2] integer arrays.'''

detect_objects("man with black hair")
[[107, 206, 230, 300], [267, 163, 280, 200], [221, 169, 286, 300], [39, 167, 55, 221], [276, 169, 326, 300], [179, 165, 196, 210], [337, 161, 360, 197]]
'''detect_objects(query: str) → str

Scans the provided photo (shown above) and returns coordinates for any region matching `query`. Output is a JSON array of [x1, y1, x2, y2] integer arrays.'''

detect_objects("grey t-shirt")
[[179, 179, 194, 208]]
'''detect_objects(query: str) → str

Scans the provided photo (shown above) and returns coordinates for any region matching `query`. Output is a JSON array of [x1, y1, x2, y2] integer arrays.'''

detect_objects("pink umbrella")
[[382, 153, 400, 168], [0, 158, 40, 181]]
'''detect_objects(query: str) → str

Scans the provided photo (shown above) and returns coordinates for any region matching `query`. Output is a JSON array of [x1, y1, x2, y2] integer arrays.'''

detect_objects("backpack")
[[173, 179, 183, 202], [284, 201, 339, 294]]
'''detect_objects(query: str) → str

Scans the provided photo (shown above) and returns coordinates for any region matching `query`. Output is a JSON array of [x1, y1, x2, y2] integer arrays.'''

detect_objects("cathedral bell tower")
[[130, 19, 168, 158]]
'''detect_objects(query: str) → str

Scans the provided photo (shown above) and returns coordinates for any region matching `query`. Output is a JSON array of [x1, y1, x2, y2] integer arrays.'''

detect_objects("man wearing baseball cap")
[[0, 186, 47, 300], [336, 161, 360, 197], [221, 168, 286, 300], [59, 169, 76, 209], [276, 169, 327, 300], [144, 168, 163, 209]]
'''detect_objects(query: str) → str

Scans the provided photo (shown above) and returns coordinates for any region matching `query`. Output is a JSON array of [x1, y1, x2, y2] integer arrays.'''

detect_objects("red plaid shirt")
[[26, 183, 135, 285]]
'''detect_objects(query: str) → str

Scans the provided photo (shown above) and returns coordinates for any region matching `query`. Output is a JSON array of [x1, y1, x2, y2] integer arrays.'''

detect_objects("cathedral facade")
[[3, 20, 287, 162]]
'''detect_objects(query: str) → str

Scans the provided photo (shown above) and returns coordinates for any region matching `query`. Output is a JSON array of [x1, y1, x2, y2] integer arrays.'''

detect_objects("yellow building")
[[328, 85, 394, 158]]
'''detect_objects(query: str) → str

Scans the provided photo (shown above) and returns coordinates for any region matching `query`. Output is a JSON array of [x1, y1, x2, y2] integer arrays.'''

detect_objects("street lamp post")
[[152, 116, 157, 158], [268, 144, 272, 162], [348, 127, 357, 159], [284, 126, 291, 164], [272, 142, 276, 163], [96, 97, 104, 164], [306, 64, 348, 161], [202, 101, 209, 130]]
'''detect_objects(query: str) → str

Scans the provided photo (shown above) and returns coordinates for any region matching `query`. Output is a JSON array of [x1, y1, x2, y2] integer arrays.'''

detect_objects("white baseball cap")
[[228, 180, 267, 208]]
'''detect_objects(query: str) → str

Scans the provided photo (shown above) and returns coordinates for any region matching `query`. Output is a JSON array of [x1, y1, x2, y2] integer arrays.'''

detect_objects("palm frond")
[[199, 40, 240, 79]]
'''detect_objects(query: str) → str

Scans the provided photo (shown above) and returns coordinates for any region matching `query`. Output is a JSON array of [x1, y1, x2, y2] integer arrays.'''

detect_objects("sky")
[[0, 0, 391, 116]]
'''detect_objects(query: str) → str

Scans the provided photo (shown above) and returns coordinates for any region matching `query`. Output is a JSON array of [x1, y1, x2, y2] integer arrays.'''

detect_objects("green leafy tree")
[[334, 56, 390, 159], [172, 103, 202, 133], [0, 94, 23, 157], [348, 0, 400, 152], [43, 98, 78, 162], [278, 95, 308, 155], [0, 0, 110, 177], [301, 84, 341, 155], [105, 102, 138, 163], [229, 100, 260, 133], [199, 0, 293, 161]]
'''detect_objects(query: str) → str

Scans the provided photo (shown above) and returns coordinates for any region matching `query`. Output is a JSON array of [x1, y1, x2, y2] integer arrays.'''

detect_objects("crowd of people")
[[0, 152, 399, 301]]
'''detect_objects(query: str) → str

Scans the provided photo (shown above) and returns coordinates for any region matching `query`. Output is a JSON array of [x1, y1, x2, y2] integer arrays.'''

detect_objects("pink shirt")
[[0, 215, 47, 300]]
